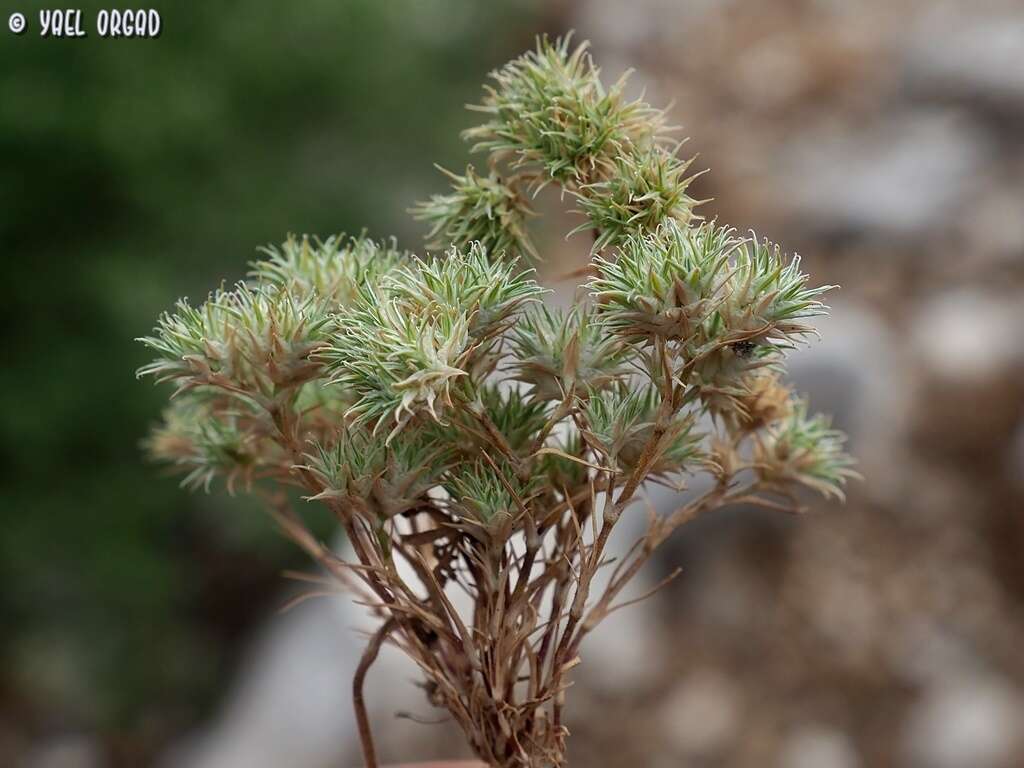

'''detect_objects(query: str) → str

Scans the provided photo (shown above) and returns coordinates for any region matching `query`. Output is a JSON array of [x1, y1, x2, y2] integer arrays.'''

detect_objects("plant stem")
[[354, 617, 398, 768]]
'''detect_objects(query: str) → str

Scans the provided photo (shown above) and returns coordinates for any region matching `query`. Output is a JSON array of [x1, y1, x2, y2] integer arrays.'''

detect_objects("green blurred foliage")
[[0, 0, 544, 751]]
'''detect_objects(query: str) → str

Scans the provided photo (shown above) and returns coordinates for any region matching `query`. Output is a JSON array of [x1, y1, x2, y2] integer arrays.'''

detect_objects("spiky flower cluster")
[[509, 306, 629, 401], [137, 283, 331, 398], [320, 243, 543, 436], [412, 165, 537, 261], [138, 36, 853, 768], [463, 36, 661, 182], [754, 401, 858, 501], [452, 34, 697, 253], [251, 234, 406, 306]]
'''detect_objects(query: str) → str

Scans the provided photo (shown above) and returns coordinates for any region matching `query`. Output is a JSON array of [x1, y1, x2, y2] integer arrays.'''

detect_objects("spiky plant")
[[138, 35, 854, 768]]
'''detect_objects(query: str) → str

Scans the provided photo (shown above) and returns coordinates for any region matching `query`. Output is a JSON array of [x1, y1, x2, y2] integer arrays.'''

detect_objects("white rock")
[[783, 111, 988, 236], [787, 300, 911, 502], [659, 667, 742, 757], [160, 594, 374, 768], [911, 290, 1024, 385], [780, 724, 861, 768], [22, 736, 101, 768], [906, 6, 1024, 109], [902, 675, 1024, 768]]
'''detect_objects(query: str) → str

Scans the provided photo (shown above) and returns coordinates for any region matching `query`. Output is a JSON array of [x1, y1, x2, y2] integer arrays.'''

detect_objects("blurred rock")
[[908, 289, 1024, 464], [912, 290, 1024, 386], [658, 667, 742, 758], [783, 111, 988, 237], [906, 5, 1024, 111], [577, 0, 718, 49], [780, 724, 861, 768], [160, 597, 361, 768], [21, 737, 101, 768], [787, 300, 910, 503], [959, 178, 1024, 270], [902, 675, 1024, 768]]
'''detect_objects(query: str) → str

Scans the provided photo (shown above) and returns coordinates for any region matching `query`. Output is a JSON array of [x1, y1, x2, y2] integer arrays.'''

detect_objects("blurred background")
[[1, 1, 1022, 766]]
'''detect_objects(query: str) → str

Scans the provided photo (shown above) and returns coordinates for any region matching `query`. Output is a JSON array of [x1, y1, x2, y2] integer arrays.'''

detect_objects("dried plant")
[[138, 35, 855, 768]]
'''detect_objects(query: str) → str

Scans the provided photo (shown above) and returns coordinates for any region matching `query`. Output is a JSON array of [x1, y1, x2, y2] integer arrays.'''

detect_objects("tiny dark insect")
[[732, 340, 758, 358]]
